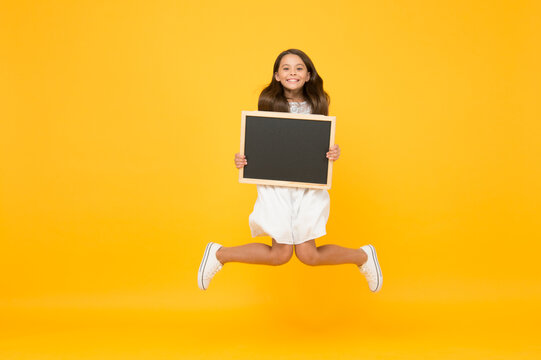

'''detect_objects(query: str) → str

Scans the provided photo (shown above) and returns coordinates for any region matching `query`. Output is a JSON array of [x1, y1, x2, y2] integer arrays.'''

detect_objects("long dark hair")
[[258, 49, 330, 115]]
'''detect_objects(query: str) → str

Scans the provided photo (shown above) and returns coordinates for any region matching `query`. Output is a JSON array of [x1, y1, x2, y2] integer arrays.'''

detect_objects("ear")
[[306, 72, 311, 82], [274, 72, 280, 82]]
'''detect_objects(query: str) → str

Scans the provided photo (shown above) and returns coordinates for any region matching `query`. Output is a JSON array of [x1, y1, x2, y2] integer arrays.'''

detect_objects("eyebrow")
[[281, 63, 306, 68]]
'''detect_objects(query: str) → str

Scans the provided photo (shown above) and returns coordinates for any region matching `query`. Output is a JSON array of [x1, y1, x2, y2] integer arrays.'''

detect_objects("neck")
[[284, 89, 304, 102]]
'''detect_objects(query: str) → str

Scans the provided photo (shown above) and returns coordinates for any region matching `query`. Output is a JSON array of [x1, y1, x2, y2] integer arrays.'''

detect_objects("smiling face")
[[274, 54, 311, 99]]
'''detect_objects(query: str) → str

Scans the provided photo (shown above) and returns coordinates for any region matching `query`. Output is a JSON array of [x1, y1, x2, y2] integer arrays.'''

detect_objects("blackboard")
[[239, 110, 336, 189]]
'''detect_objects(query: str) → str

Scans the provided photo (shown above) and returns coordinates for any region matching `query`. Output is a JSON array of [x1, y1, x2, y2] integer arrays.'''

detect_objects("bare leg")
[[294, 240, 368, 266], [216, 239, 294, 266]]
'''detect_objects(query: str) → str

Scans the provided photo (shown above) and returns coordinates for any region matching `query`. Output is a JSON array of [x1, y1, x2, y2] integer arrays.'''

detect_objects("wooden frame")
[[239, 110, 336, 189]]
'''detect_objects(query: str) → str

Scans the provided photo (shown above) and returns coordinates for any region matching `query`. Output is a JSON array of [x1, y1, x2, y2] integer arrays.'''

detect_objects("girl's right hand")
[[235, 153, 247, 169]]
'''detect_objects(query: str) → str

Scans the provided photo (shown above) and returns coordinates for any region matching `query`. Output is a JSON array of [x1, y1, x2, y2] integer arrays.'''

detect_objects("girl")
[[198, 49, 382, 292]]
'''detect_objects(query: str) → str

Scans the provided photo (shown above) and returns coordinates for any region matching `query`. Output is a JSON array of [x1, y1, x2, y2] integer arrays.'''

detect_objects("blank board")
[[239, 110, 336, 189]]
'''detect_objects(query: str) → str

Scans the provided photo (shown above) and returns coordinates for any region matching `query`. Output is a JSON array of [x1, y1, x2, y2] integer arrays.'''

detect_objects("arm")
[[326, 144, 341, 161]]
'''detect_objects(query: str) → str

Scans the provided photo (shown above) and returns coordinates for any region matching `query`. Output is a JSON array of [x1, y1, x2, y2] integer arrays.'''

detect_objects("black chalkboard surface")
[[239, 111, 336, 189]]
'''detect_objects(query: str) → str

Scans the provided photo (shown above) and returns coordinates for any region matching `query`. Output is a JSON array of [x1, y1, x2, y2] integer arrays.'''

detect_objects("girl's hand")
[[235, 153, 247, 169], [326, 144, 341, 161]]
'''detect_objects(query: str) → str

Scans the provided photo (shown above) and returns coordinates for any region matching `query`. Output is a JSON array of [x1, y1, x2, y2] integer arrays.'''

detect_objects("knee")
[[270, 245, 294, 266], [295, 246, 319, 266]]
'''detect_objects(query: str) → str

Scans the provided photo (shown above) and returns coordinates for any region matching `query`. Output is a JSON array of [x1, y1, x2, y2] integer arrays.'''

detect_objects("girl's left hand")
[[326, 144, 341, 161]]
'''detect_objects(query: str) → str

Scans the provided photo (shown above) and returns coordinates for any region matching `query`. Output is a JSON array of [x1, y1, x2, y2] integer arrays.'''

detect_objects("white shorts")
[[248, 185, 330, 245]]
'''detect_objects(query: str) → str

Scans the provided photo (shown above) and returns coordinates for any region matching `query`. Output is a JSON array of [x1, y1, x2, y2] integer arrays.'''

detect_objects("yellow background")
[[1, 0, 540, 358]]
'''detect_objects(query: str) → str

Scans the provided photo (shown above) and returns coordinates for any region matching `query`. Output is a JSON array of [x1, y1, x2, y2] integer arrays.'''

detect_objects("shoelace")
[[360, 263, 377, 283], [204, 264, 222, 280]]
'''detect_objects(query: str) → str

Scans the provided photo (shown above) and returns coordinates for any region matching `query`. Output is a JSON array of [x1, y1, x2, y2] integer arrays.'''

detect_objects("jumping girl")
[[198, 49, 382, 292]]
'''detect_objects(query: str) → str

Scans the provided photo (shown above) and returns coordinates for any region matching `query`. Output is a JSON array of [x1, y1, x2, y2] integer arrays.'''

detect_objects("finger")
[[329, 152, 339, 159]]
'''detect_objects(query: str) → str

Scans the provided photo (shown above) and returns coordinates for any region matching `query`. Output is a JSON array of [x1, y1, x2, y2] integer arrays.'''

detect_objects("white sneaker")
[[198, 242, 223, 290], [359, 245, 382, 292]]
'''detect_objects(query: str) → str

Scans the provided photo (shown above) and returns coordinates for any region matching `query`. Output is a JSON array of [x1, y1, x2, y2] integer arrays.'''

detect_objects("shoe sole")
[[198, 242, 214, 290], [367, 244, 383, 292]]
